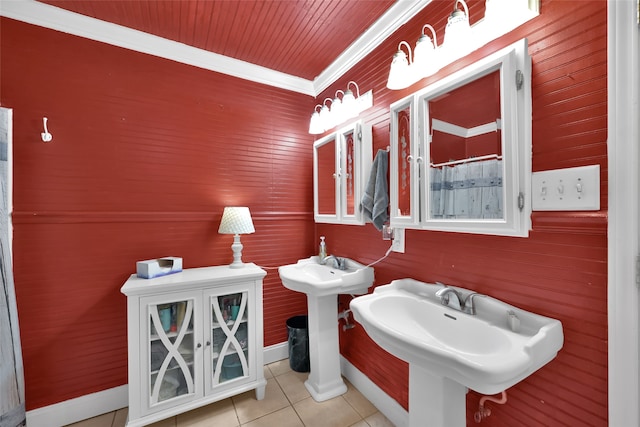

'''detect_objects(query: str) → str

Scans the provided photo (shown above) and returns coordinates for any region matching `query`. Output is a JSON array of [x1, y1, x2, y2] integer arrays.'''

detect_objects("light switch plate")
[[531, 165, 600, 211]]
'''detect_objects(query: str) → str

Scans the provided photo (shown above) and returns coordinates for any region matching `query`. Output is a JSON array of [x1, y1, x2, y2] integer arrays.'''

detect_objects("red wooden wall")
[[0, 18, 312, 410], [321, 0, 608, 425], [1, 0, 609, 425]]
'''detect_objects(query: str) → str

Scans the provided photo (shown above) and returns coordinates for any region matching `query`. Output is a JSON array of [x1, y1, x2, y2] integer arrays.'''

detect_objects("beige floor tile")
[[293, 396, 361, 427], [364, 411, 396, 427], [147, 416, 177, 427], [176, 399, 237, 427], [112, 408, 128, 427], [343, 381, 377, 418], [275, 371, 311, 404], [240, 406, 304, 427], [267, 359, 292, 377], [232, 379, 290, 424], [64, 412, 114, 427], [348, 421, 369, 427], [263, 365, 273, 379]]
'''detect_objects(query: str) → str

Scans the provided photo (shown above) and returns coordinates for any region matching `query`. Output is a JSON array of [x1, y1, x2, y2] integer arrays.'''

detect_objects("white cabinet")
[[390, 39, 532, 237], [121, 264, 267, 427], [313, 120, 372, 224]]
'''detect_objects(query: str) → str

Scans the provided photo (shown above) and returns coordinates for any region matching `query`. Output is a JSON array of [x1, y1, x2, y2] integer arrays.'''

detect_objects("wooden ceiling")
[[37, 0, 397, 81]]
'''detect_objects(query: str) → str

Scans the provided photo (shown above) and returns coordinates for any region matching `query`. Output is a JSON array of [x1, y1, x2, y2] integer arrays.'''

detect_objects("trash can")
[[286, 315, 310, 372]]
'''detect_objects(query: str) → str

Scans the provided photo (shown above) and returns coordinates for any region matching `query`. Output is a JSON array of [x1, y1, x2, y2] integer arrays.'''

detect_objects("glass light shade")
[[331, 92, 345, 125], [309, 108, 324, 134], [387, 47, 412, 90], [443, 0, 473, 62], [341, 89, 358, 119], [319, 102, 333, 131], [218, 207, 255, 235], [413, 25, 441, 79]]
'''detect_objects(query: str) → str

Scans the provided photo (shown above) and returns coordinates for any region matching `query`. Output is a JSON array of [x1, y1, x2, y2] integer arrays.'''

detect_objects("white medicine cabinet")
[[390, 38, 532, 237], [313, 120, 372, 224]]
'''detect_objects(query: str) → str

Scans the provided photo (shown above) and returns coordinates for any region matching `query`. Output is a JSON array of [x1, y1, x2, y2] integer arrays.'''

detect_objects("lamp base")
[[229, 234, 246, 268]]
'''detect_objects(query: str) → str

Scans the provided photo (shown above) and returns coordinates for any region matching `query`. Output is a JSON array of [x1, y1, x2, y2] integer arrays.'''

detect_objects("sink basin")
[[278, 256, 374, 297], [350, 278, 563, 395]]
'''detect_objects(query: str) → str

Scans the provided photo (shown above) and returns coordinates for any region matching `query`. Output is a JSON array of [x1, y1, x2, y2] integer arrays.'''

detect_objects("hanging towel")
[[361, 149, 389, 230]]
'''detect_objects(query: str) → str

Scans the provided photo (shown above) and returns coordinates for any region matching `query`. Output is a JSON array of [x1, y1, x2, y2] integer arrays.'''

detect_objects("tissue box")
[[136, 257, 183, 279]]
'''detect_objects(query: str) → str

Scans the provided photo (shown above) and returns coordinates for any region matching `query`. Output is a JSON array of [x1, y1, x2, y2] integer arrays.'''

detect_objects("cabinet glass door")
[[210, 292, 250, 386], [148, 299, 196, 406]]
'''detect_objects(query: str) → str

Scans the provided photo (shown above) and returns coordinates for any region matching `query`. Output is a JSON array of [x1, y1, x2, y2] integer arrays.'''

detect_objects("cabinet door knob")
[[197, 343, 202, 348], [205, 341, 211, 346]]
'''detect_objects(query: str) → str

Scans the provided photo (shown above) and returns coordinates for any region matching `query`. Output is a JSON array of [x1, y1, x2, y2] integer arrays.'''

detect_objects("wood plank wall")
[[319, 0, 608, 425], [0, 18, 312, 410], [1, 0, 609, 424]]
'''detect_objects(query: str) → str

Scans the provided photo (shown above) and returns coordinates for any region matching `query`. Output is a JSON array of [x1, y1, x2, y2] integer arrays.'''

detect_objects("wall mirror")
[[390, 38, 531, 237]]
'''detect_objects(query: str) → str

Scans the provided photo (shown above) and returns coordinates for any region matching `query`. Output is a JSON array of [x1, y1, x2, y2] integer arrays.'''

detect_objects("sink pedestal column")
[[304, 294, 347, 402], [409, 364, 467, 427]]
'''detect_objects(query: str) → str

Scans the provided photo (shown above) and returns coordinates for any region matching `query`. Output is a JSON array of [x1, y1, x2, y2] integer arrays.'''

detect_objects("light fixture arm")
[[346, 81, 361, 98], [422, 24, 438, 47], [398, 41, 413, 65]]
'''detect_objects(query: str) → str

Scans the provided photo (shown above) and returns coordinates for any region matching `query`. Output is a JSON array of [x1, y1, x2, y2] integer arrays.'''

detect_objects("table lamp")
[[218, 207, 255, 268]]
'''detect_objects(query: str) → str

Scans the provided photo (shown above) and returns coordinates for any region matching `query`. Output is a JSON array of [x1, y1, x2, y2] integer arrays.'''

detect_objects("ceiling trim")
[[1, 0, 429, 97]]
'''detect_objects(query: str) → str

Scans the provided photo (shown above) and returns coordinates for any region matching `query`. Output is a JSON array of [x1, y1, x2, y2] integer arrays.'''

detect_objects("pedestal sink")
[[279, 256, 374, 401], [350, 279, 563, 427]]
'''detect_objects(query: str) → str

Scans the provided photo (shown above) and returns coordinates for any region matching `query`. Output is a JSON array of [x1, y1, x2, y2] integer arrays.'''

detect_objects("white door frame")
[[608, 0, 640, 425]]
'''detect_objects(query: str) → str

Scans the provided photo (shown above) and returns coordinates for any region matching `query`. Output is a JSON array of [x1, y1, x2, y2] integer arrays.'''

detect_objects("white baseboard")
[[26, 385, 128, 427], [25, 343, 407, 427], [340, 356, 409, 427]]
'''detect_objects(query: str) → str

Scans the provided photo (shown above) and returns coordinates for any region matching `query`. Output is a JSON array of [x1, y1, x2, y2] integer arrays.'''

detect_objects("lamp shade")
[[218, 207, 255, 235]]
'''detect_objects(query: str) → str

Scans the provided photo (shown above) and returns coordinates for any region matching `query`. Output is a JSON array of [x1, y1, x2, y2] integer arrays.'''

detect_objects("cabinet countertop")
[[121, 263, 266, 296]]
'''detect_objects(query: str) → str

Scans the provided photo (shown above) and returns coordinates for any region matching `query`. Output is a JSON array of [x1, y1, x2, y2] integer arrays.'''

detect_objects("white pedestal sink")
[[279, 256, 374, 402], [350, 279, 564, 427]]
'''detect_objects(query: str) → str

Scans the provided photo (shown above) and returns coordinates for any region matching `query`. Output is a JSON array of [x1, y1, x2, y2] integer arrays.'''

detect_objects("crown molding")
[[1, 0, 429, 97]]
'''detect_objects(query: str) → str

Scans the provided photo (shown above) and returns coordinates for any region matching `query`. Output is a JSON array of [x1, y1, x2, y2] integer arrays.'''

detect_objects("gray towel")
[[361, 149, 389, 230]]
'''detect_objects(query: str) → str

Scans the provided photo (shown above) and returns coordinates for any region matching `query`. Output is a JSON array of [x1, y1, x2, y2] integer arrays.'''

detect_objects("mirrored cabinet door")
[[314, 135, 339, 222], [313, 120, 372, 225], [390, 96, 421, 227]]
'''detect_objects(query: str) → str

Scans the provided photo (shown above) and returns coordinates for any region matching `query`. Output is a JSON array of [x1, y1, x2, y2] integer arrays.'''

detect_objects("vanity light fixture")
[[218, 206, 255, 268], [385, 0, 540, 91], [308, 81, 373, 134]]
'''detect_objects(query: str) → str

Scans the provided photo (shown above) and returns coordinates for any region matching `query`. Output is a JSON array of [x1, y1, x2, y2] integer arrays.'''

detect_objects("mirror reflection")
[[427, 69, 504, 220]]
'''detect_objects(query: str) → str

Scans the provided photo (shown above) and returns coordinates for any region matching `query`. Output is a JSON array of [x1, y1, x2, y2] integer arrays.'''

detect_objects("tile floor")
[[65, 359, 395, 427]]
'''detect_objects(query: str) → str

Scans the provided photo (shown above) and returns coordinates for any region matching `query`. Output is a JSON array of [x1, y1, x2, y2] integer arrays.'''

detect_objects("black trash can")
[[286, 315, 310, 372]]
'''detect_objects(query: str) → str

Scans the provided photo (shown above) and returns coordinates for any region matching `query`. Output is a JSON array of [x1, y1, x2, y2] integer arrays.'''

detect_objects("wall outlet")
[[391, 228, 405, 253]]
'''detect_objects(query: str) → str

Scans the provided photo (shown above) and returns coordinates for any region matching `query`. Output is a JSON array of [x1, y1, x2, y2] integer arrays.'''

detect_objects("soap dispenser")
[[319, 236, 327, 260]]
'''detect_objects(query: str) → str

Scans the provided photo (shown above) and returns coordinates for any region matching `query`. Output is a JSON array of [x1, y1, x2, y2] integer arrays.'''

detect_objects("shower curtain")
[[430, 159, 503, 219], [0, 107, 25, 427]]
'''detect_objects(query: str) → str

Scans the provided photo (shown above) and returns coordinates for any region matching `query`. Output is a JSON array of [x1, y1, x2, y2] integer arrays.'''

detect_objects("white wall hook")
[[41, 117, 52, 142]]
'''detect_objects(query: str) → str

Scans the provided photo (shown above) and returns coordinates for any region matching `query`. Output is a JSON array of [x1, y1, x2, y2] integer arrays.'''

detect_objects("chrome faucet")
[[435, 285, 483, 315], [321, 255, 347, 270]]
